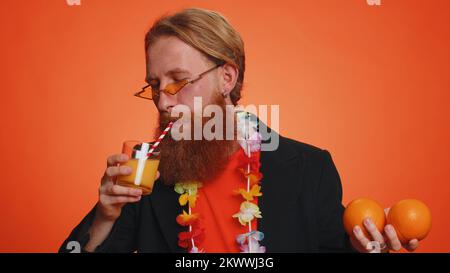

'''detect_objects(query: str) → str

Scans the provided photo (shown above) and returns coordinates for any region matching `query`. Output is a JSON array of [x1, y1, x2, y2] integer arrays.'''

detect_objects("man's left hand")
[[350, 208, 419, 253]]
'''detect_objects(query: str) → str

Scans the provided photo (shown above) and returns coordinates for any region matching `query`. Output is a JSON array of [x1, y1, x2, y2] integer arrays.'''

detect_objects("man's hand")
[[350, 208, 419, 253], [84, 153, 160, 252]]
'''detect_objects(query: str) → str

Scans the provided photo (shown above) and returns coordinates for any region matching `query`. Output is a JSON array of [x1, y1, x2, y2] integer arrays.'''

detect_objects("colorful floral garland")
[[174, 111, 266, 253]]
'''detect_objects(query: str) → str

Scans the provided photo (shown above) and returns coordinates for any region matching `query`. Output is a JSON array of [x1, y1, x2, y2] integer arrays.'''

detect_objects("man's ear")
[[220, 63, 239, 96]]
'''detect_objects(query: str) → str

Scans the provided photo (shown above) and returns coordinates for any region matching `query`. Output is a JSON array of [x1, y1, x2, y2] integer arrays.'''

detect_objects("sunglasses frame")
[[134, 63, 223, 100]]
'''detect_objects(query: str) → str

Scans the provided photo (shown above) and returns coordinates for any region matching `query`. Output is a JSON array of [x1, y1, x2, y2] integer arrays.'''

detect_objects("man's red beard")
[[155, 94, 237, 186]]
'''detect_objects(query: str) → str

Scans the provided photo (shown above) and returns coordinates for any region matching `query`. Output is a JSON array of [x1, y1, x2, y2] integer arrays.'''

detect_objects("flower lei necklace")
[[174, 112, 266, 253]]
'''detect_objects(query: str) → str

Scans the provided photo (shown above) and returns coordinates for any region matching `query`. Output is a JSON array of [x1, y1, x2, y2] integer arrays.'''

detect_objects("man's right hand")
[[98, 152, 161, 221], [84, 153, 159, 252], [96, 153, 144, 222]]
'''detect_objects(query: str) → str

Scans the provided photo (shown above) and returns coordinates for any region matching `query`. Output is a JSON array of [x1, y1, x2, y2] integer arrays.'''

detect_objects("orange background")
[[1, 0, 449, 252]]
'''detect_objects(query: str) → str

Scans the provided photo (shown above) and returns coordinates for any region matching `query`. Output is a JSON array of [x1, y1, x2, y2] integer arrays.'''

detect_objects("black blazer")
[[59, 129, 354, 253]]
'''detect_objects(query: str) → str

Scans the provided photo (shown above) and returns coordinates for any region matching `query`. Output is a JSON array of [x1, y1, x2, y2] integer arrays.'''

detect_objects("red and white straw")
[[146, 121, 173, 157]]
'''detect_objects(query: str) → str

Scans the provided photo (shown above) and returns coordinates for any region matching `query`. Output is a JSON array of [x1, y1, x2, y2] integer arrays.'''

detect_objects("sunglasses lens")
[[136, 79, 189, 100], [164, 79, 188, 95], [135, 86, 154, 100]]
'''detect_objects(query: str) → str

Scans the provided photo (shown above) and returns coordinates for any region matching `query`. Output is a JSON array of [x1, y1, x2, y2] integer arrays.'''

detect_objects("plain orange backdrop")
[[1, 0, 449, 252]]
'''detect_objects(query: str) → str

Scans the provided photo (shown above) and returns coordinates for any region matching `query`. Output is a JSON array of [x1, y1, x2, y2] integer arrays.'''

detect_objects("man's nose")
[[157, 91, 177, 114]]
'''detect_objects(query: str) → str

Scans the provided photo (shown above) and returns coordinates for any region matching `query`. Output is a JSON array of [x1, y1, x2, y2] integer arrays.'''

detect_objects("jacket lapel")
[[259, 136, 304, 251], [256, 118, 305, 252], [149, 181, 186, 253]]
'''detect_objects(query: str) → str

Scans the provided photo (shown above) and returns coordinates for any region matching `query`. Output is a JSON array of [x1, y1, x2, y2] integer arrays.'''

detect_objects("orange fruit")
[[387, 199, 432, 244], [343, 198, 386, 238]]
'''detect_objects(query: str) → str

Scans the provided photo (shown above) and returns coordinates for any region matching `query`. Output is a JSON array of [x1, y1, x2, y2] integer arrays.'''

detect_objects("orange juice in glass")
[[116, 140, 160, 195]]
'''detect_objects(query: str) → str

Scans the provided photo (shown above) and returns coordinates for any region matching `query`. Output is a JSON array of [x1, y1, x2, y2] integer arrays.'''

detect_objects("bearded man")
[[60, 8, 419, 253]]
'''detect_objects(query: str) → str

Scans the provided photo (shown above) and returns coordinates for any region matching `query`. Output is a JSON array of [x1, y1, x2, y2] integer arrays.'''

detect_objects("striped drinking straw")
[[146, 121, 174, 157]]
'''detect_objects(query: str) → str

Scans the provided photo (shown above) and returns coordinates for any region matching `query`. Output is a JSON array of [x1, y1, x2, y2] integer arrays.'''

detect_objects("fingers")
[[384, 224, 402, 251], [107, 153, 129, 167], [101, 155, 131, 185], [353, 225, 371, 250], [353, 219, 419, 253], [353, 218, 387, 253], [97, 154, 143, 216], [105, 165, 132, 178], [99, 184, 143, 206], [363, 218, 386, 246], [100, 193, 142, 206], [104, 184, 142, 197], [404, 239, 419, 252]]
